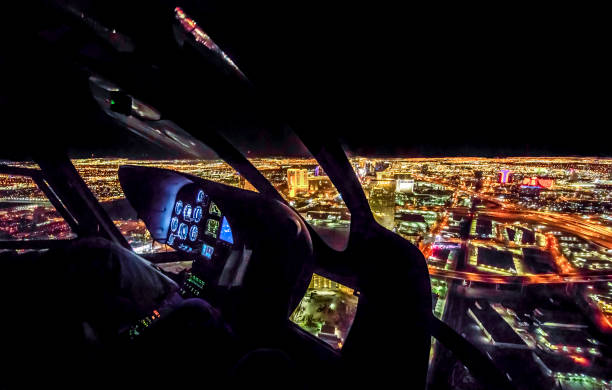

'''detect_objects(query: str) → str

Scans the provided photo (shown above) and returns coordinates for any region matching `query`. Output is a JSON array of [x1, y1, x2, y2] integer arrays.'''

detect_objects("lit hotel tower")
[[287, 168, 308, 197], [498, 169, 513, 184]]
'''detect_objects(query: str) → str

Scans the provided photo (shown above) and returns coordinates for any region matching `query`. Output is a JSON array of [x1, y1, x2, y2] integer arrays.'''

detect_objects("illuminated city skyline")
[[2, 155, 612, 388]]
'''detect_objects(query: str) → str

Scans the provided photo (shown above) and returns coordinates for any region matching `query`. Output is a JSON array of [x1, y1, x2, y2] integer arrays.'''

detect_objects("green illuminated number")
[[205, 219, 219, 238]]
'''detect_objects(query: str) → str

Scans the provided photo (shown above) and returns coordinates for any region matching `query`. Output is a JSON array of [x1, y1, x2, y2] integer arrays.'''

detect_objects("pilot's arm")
[[52, 237, 181, 339]]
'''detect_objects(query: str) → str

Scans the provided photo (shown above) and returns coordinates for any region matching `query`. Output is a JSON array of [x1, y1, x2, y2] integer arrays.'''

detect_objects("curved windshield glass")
[[77, 69, 357, 348], [231, 151, 351, 251], [212, 119, 352, 251], [167, 6, 356, 347], [345, 154, 612, 389], [166, 6, 352, 251], [70, 75, 257, 254], [72, 158, 254, 254], [0, 162, 76, 245]]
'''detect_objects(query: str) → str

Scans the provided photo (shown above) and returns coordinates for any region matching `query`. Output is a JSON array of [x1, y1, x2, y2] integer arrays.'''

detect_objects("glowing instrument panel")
[[166, 184, 234, 258]]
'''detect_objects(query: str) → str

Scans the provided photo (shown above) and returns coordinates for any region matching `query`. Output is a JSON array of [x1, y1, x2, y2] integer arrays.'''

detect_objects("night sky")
[[1, 2, 607, 159]]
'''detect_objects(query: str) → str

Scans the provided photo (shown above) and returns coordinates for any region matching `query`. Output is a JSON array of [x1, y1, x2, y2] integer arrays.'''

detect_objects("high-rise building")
[[308, 176, 332, 192], [375, 161, 390, 172], [313, 165, 327, 177], [239, 175, 257, 192], [498, 169, 513, 184], [519, 185, 541, 201], [569, 169, 578, 182], [287, 168, 308, 197], [308, 274, 354, 294], [521, 176, 554, 189], [376, 171, 393, 181], [395, 179, 415, 193]]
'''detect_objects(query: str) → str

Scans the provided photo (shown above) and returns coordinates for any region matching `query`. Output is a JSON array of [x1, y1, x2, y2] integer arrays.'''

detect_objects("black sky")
[[180, 3, 609, 158], [1, 2, 608, 159]]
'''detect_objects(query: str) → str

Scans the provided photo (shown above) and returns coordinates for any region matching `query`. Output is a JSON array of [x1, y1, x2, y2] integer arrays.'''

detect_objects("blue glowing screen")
[[193, 206, 203, 223], [220, 216, 234, 244], [189, 225, 198, 241], [175, 200, 183, 215], [178, 223, 188, 240], [183, 204, 192, 220], [201, 243, 214, 259], [197, 190, 207, 203]]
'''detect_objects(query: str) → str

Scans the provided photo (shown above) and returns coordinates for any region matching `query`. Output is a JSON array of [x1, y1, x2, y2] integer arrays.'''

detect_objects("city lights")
[[4, 155, 612, 387]]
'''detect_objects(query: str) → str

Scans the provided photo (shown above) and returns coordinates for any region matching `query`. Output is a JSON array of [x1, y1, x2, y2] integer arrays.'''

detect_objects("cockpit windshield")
[[218, 126, 352, 251], [66, 73, 258, 254], [5, 2, 612, 389], [343, 150, 612, 389]]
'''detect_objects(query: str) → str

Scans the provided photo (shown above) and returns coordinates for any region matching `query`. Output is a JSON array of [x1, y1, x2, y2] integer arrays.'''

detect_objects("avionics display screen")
[[166, 184, 234, 257], [220, 216, 234, 244], [201, 243, 214, 259]]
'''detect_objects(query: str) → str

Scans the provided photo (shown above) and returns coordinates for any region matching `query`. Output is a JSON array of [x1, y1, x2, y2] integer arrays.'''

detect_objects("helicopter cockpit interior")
[[0, 1, 548, 389]]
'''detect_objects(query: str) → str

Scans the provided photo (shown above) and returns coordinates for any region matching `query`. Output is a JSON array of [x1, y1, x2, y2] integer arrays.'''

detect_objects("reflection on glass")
[[290, 273, 358, 350], [174, 7, 247, 81]]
